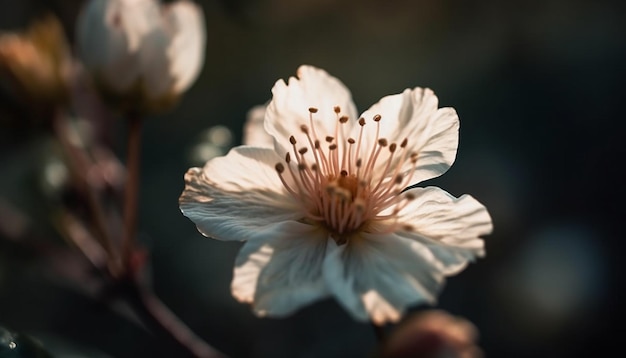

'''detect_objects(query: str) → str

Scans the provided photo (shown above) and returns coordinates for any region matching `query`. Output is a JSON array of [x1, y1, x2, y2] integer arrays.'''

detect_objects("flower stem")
[[53, 110, 119, 273], [122, 278, 225, 358], [121, 114, 143, 270]]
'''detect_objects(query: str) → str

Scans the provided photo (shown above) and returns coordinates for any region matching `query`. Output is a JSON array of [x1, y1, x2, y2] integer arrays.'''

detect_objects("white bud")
[[76, 0, 206, 112]]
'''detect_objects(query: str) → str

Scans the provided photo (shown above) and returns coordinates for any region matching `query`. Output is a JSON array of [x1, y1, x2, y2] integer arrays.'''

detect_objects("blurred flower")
[[0, 15, 71, 107], [188, 125, 234, 165], [243, 104, 273, 148], [380, 310, 482, 358], [76, 0, 206, 113], [180, 65, 492, 324]]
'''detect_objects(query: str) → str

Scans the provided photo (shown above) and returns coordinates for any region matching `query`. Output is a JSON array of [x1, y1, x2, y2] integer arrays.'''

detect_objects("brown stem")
[[121, 114, 143, 269], [53, 110, 119, 272], [122, 278, 226, 358]]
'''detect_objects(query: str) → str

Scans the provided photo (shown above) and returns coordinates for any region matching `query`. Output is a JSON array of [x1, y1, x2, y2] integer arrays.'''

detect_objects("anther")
[[389, 143, 397, 152], [373, 114, 382, 122], [298, 163, 307, 171], [402, 224, 414, 232], [314, 140, 320, 149], [285, 152, 291, 163], [325, 136, 334, 143], [348, 138, 355, 144], [300, 124, 309, 133], [311, 163, 318, 171], [334, 106, 341, 114], [400, 138, 408, 148], [309, 107, 318, 113], [340, 170, 348, 177], [358, 118, 366, 126], [339, 115, 349, 123], [378, 138, 388, 147], [329, 144, 337, 150], [410, 152, 418, 163], [289, 136, 297, 145], [394, 175, 403, 184], [298, 147, 308, 154], [354, 198, 366, 211], [275, 163, 285, 173], [356, 159, 362, 167], [405, 193, 416, 201]]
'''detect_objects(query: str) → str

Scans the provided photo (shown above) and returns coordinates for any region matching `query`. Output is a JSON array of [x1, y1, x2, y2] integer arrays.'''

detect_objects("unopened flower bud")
[[0, 15, 71, 107], [76, 0, 206, 114]]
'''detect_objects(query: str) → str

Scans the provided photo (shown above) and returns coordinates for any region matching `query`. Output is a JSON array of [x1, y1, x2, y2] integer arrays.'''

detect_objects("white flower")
[[180, 65, 492, 324], [76, 0, 205, 111]]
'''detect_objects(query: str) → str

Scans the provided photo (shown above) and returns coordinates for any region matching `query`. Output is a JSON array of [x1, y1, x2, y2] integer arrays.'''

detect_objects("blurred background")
[[0, 0, 625, 357]]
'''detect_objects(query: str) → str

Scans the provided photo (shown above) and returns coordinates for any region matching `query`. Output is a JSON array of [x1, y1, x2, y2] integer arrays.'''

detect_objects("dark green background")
[[1, 0, 624, 357]]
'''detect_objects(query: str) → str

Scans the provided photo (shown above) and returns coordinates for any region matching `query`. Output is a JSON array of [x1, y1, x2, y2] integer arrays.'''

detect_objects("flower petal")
[[242, 104, 273, 148], [138, 26, 173, 100], [179, 146, 302, 241], [396, 186, 492, 275], [323, 234, 445, 324], [265, 65, 359, 160], [77, 0, 140, 92], [163, 0, 206, 94], [232, 221, 331, 317], [360, 88, 459, 183]]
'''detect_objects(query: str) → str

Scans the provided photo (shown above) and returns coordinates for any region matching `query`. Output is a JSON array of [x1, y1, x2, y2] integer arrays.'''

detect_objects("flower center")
[[275, 106, 418, 244]]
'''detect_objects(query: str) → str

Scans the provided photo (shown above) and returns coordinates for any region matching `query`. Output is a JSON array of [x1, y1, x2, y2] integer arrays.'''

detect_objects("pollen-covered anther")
[[394, 175, 403, 184], [378, 138, 388, 147], [358, 118, 366, 126], [297, 163, 307, 171], [402, 224, 414, 232], [285, 152, 291, 163], [298, 147, 308, 155], [326, 136, 334, 143], [339, 115, 349, 123], [404, 193, 416, 201], [348, 138, 355, 144], [400, 138, 408, 148], [300, 124, 309, 133], [275, 163, 285, 173], [373, 114, 382, 122], [289, 136, 297, 145], [389, 143, 397, 152], [308, 107, 318, 113], [354, 198, 366, 212], [329, 144, 337, 150], [410, 152, 418, 163], [340, 170, 348, 177], [333, 106, 341, 113]]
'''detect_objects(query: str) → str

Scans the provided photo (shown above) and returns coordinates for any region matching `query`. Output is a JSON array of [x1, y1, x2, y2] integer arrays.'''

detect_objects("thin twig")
[[122, 279, 225, 358], [53, 110, 119, 273], [121, 114, 142, 269]]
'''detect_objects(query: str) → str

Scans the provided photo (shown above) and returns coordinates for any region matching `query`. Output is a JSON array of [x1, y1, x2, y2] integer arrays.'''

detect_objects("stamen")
[[274, 106, 420, 245]]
